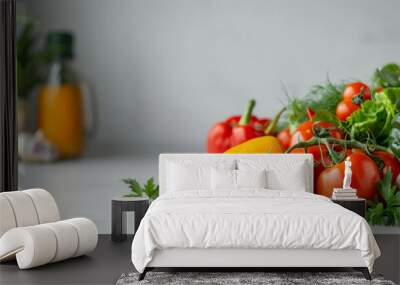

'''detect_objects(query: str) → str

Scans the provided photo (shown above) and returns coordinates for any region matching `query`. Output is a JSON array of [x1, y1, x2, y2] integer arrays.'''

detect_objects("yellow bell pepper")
[[224, 136, 283, 154]]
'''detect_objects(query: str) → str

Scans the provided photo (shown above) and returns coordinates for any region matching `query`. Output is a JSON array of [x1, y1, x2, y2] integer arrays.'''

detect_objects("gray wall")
[[23, 0, 400, 153]]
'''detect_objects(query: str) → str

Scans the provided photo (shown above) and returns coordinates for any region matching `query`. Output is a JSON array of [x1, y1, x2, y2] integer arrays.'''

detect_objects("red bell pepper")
[[224, 115, 269, 132], [207, 99, 265, 153]]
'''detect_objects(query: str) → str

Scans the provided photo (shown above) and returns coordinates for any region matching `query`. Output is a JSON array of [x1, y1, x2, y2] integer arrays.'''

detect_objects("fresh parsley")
[[122, 177, 159, 202], [367, 170, 400, 225]]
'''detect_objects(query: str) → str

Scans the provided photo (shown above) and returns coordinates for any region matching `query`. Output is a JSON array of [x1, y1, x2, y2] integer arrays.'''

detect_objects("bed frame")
[[140, 248, 370, 280], [138, 154, 371, 281]]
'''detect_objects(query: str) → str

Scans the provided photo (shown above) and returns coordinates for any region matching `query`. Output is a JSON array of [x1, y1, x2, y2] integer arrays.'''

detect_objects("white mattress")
[[131, 190, 380, 273]]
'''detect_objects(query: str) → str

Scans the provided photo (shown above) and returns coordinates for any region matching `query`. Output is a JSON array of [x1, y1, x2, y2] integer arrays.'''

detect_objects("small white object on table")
[[332, 188, 358, 200]]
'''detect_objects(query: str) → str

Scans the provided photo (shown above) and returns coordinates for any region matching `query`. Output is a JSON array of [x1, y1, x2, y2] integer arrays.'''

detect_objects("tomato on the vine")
[[342, 82, 371, 103], [288, 105, 366, 196], [290, 121, 342, 146], [336, 100, 360, 121], [374, 151, 400, 184], [336, 82, 372, 121], [316, 151, 380, 200]]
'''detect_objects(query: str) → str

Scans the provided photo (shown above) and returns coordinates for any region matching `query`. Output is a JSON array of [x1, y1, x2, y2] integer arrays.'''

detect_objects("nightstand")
[[111, 197, 150, 242], [332, 198, 366, 217]]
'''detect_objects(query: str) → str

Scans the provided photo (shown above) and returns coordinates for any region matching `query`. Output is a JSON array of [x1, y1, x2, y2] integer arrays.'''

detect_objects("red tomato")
[[336, 100, 360, 121], [374, 151, 400, 184], [316, 151, 380, 200], [290, 121, 342, 146], [290, 145, 332, 166], [277, 128, 291, 150], [321, 122, 343, 140], [343, 82, 372, 104], [336, 82, 372, 121], [290, 121, 313, 146]]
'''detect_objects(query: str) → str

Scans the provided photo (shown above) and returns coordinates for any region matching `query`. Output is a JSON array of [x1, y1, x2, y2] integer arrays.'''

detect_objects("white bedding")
[[131, 190, 380, 273]]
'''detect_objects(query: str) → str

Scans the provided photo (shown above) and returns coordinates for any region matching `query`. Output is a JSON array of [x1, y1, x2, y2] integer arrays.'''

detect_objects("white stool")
[[0, 189, 98, 269]]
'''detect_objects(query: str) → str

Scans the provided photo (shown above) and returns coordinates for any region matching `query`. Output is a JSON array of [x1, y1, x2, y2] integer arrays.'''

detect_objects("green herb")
[[367, 170, 400, 225], [142, 178, 160, 201], [313, 110, 342, 127], [306, 81, 345, 112], [122, 177, 159, 202], [17, 17, 45, 99], [285, 99, 308, 132], [285, 80, 344, 132]]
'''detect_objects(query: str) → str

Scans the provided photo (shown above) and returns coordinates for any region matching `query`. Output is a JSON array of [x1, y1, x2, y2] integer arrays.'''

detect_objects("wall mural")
[[207, 63, 400, 226]]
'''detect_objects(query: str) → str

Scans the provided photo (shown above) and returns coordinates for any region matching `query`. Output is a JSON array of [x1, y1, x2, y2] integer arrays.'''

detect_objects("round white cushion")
[[1, 191, 39, 227], [0, 196, 17, 237], [64, 218, 98, 257], [24, 188, 60, 223], [0, 218, 98, 269], [42, 221, 79, 262], [0, 189, 60, 237]]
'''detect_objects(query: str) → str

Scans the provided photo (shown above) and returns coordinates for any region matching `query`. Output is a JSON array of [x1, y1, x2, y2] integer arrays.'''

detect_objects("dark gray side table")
[[332, 198, 366, 217], [112, 197, 149, 242], [372, 226, 400, 284]]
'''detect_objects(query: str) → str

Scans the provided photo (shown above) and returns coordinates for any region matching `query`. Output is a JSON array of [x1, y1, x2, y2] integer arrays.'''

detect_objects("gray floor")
[[1, 234, 399, 285], [0, 235, 134, 285]]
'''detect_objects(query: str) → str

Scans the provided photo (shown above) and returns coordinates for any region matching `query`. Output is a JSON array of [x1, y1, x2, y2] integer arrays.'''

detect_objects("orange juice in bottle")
[[38, 32, 84, 158]]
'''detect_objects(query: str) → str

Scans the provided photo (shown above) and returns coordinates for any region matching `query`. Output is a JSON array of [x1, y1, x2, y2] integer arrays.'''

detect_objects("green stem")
[[264, 106, 287, 135], [286, 137, 392, 156], [238, 99, 256, 126]]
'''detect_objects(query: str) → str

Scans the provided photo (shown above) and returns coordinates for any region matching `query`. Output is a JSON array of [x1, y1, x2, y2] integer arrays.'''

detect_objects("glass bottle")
[[38, 32, 84, 158]]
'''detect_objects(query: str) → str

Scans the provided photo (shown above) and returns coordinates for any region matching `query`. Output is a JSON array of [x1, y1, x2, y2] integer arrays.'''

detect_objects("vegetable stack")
[[282, 63, 400, 225], [206, 62, 400, 226]]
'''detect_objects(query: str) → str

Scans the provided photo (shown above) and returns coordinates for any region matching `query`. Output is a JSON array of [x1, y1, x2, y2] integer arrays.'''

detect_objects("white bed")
[[131, 154, 380, 280]]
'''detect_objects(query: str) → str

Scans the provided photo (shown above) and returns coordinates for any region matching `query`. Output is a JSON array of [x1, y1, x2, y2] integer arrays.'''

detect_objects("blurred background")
[[16, 0, 400, 233]]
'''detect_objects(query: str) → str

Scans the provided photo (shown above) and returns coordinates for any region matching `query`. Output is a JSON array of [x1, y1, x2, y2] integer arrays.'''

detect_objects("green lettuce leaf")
[[347, 88, 399, 145], [383, 87, 400, 109], [389, 116, 400, 157], [373, 63, 400, 88]]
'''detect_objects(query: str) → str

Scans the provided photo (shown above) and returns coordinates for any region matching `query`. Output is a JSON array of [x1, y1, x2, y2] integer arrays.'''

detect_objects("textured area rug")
[[116, 272, 395, 285]]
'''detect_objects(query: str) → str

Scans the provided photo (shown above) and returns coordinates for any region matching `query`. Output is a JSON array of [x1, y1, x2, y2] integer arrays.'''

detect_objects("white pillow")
[[166, 160, 235, 191], [236, 169, 267, 188], [238, 159, 308, 192], [211, 168, 236, 189], [211, 169, 267, 190]]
